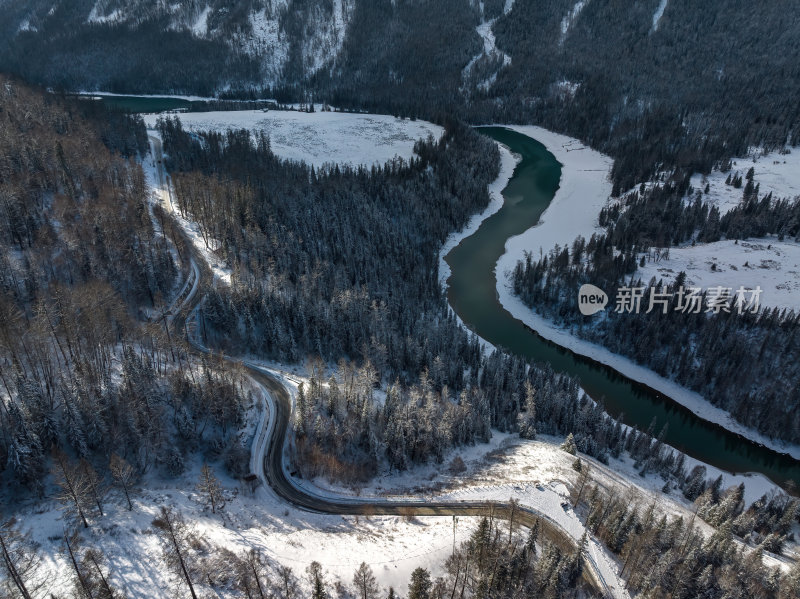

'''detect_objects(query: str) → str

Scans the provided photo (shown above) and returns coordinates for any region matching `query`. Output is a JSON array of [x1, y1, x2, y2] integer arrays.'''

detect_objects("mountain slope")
[[2, 0, 800, 187]]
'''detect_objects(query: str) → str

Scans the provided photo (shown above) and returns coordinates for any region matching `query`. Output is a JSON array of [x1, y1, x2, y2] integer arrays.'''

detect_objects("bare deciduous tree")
[[352, 562, 380, 599], [0, 519, 45, 599], [196, 464, 225, 514], [109, 453, 137, 511], [52, 449, 93, 528], [152, 507, 198, 599]]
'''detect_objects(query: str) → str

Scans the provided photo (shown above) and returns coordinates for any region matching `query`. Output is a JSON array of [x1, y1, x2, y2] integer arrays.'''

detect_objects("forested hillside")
[[3, 1, 800, 186], [0, 77, 249, 497]]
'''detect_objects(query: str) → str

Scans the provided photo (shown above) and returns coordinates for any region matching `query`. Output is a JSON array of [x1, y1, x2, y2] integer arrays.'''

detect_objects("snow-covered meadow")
[[143, 109, 444, 168], [637, 238, 800, 311], [635, 148, 800, 310]]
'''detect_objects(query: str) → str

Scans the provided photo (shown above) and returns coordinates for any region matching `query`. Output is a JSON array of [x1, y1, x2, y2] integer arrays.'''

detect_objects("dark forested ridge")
[[3, 1, 800, 187]]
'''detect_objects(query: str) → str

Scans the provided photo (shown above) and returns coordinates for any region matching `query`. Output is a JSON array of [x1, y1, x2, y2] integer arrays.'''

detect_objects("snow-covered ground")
[[691, 148, 800, 214], [143, 109, 444, 169], [478, 125, 800, 460], [78, 90, 219, 102], [145, 136, 233, 285], [560, 0, 590, 44], [632, 147, 800, 309], [17, 448, 482, 597], [77, 1, 356, 84], [299, 427, 791, 593], [637, 238, 800, 311]]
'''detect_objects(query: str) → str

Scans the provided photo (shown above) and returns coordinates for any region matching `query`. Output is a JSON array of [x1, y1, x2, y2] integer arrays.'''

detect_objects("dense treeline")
[[578, 483, 800, 598], [512, 179, 800, 443], [159, 116, 499, 383], [0, 1, 264, 95], [438, 513, 592, 598], [0, 77, 248, 497], [484, 0, 800, 189], [293, 359, 492, 483]]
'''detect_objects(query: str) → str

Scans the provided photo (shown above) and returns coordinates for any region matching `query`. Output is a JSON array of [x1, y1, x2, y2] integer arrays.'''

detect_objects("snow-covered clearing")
[[145, 136, 233, 285], [637, 238, 800, 311], [87, 4, 122, 25], [17, 447, 481, 597], [191, 5, 211, 37], [78, 90, 220, 102], [299, 426, 791, 592], [651, 0, 669, 32], [479, 125, 800, 460], [630, 147, 800, 309], [630, 148, 800, 308], [143, 109, 444, 169], [690, 147, 800, 214]]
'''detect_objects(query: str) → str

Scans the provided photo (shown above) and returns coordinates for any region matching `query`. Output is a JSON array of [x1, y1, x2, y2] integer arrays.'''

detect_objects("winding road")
[[149, 135, 623, 598]]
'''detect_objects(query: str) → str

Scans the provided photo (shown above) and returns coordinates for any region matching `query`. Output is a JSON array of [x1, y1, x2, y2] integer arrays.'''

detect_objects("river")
[[445, 126, 800, 488]]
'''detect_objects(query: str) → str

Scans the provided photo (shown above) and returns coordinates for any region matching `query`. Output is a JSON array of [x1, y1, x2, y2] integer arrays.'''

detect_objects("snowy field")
[[637, 238, 800, 311], [18, 461, 482, 597], [143, 109, 444, 168], [690, 147, 800, 214], [632, 146, 800, 309]]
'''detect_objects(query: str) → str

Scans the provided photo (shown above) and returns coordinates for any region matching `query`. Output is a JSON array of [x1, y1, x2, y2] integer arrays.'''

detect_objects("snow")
[[651, 0, 669, 32], [462, 1, 515, 91], [18, 18, 35, 32], [87, 4, 123, 25], [16, 424, 788, 598], [560, 0, 589, 44], [244, 6, 289, 79], [13, 362, 483, 598], [78, 90, 220, 102], [484, 125, 800, 461], [80, 1, 352, 84], [145, 135, 233, 285], [191, 5, 211, 37], [631, 147, 800, 310], [636, 238, 800, 311], [143, 109, 444, 169], [17, 462, 481, 597], [497, 125, 614, 261], [690, 148, 800, 215]]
